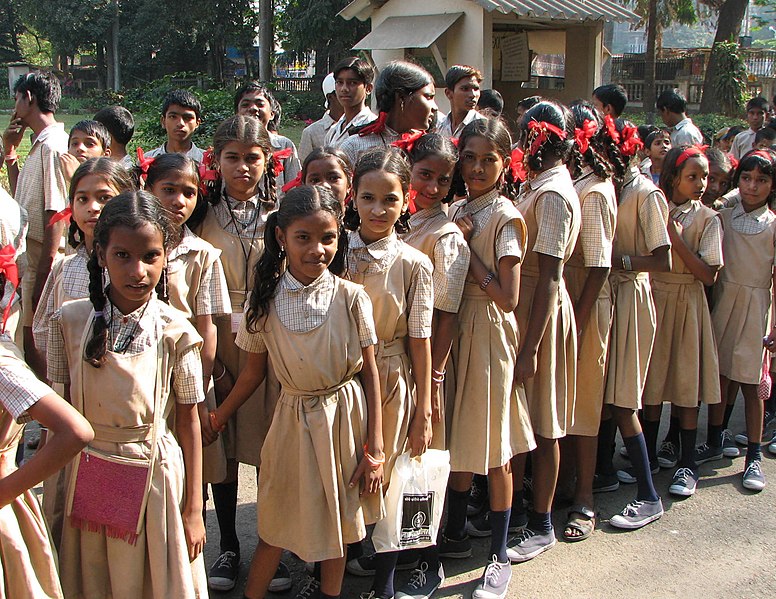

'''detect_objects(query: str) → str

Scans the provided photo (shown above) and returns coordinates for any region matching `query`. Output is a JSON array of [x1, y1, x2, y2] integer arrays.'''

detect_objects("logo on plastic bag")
[[400, 493, 435, 546]]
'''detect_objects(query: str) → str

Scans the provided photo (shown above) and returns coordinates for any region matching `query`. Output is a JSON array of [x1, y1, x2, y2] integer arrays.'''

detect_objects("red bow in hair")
[[527, 120, 567, 156], [198, 148, 219, 195], [358, 112, 388, 137], [603, 115, 620, 144], [509, 147, 527, 183], [392, 131, 424, 154], [450, 137, 460, 148], [751, 149, 774, 162], [574, 119, 598, 155], [407, 188, 418, 214], [675, 145, 704, 166], [281, 171, 303, 193], [136, 147, 155, 182], [49, 206, 72, 226], [272, 148, 293, 177], [729, 155, 739, 170], [619, 125, 643, 157], [0, 244, 19, 333]]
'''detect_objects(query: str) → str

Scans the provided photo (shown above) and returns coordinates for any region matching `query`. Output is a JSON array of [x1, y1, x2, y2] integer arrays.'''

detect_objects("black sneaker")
[[346, 551, 419, 576], [616, 462, 659, 484], [656, 440, 679, 469], [268, 561, 292, 593], [592, 473, 619, 493], [695, 443, 723, 465], [295, 576, 321, 599], [465, 510, 527, 538], [208, 550, 239, 592], [438, 534, 473, 559], [467, 477, 489, 516]]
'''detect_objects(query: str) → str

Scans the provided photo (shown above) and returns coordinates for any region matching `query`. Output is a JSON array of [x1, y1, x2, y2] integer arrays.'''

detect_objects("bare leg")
[[320, 556, 347, 596], [531, 436, 559, 514], [243, 541, 283, 599]]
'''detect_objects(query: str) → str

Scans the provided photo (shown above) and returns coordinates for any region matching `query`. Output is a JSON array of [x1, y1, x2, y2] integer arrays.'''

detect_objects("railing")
[[274, 77, 316, 92]]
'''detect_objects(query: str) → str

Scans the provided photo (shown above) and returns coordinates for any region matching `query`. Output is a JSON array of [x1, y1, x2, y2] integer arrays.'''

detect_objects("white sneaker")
[[471, 555, 511, 599], [610, 499, 664, 530]]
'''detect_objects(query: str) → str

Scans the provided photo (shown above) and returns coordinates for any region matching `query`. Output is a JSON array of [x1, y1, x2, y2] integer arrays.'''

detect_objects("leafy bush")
[[621, 111, 746, 144]]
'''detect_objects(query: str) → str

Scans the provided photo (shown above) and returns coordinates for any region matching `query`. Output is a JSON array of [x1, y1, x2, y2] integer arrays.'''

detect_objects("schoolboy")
[[60, 120, 111, 183], [324, 56, 377, 148], [592, 84, 628, 117], [657, 90, 703, 147], [146, 89, 204, 162], [754, 125, 776, 150], [437, 65, 485, 139], [93, 105, 135, 168], [477, 88, 504, 118], [298, 73, 343, 161], [731, 97, 769, 159]]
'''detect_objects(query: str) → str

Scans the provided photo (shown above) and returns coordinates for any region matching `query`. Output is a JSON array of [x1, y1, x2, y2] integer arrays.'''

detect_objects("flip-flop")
[[563, 504, 596, 542]]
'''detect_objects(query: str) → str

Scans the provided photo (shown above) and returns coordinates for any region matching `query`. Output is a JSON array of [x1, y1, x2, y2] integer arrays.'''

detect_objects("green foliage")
[[623, 111, 746, 142], [0, 0, 25, 62], [712, 40, 748, 116], [16, 0, 113, 57]]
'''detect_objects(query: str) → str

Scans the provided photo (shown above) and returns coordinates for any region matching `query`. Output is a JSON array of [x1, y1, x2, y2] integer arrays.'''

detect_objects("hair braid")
[[84, 252, 109, 367]]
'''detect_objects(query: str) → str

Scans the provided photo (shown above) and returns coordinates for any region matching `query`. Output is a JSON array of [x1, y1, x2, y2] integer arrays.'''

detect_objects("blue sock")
[[444, 488, 469, 540], [371, 551, 398, 598], [623, 433, 659, 502], [488, 509, 510, 562], [528, 510, 552, 534], [747, 441, 762, 464]]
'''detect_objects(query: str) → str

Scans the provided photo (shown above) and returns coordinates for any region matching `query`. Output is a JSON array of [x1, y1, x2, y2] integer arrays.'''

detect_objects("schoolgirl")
[[342, 147, 433, 599], [702, 147, 734, 209], [47, 192, 207, 597], [209, 185, 384, 599], [295, 145, 353, 206], [442, 118, 535, 599], [507, 101, 581, 562]]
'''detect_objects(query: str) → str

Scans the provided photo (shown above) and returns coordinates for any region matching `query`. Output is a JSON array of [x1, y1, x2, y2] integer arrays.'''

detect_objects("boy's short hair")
[[755, 127, 776, 144], [477, 89, 504, 115], [93, 106, 135, 145], [13, 71, 61, 114], [444, 65, 483, 90], [333, 57, 375, 85], [161, 89, 202, 119], [747, 96, 770, 112], [517, 95, 542, 112], [233, 81, 281, 130], [656, 89, 687, 114], [592, 84, 628, 116], [69, 120, 111, 150]]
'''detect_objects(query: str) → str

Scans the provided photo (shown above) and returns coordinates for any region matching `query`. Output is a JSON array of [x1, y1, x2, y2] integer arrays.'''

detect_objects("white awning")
[[352, 13, 465, 50]]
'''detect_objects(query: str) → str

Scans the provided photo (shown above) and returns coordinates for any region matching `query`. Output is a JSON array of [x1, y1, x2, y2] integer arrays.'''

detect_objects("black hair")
[[638, 125, 659, 146], [93, 106, 135, 146], [408, 133, 459, 203], [452, 117, 519, 201], [85, 191, 180, 367], [371, 61, 433, 115], [207, 115, 277, 208], [723, 125, 745, 141], [598, 118, 628, 191], [733, 149, 776, 206], [233, 81, 281, 130], [145, 153, 207, 230], [592, 84, 628, 116], [162, 89, 202, 120], [444, 65, 483, 90], [568, 100, 611, 181], [13, 71, 61, 114], [333, 56, 375, 85], [519, 100, 574, 172], [755, 127, 776, 145], [68, 158, 135, 249], [517, 95, 542, 112], [644, 127, 670, 150], [747, 96, 770, 112], [302, 146, 353, 188], [246, 185, 347, 330], [705, 147, 732, 174], [345, 146, 412, 233], [656, 89, 687, 114], [659, 146, 709, 204], [69, 120, 111, 151], [477, 89, 504, 116]]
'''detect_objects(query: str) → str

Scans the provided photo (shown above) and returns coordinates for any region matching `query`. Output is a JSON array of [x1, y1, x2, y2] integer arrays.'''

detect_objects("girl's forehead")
[[220, 141, 264, 154], [461, 135, 500, 154]]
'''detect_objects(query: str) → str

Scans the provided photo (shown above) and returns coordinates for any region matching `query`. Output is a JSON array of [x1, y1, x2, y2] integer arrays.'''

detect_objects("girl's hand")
[[182, 509, 206, 561], [455, 215, 475, 242], [59, 153, 80, 182], [408, 414, 432, 457], [349, 457, 383, 496], [667, 217, 683, 243], [431, 382, 443, 424], [514, 348, 538, 385], [765, 330, 776, 352], [198, 403, 218, 446]]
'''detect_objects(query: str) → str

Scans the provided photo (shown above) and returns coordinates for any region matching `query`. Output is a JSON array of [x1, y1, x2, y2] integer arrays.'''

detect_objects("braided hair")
[[519, 100, 574, 172], [568, 100, 611, 181], [407, 133, 459, 204], [145, 153, 207, 230]]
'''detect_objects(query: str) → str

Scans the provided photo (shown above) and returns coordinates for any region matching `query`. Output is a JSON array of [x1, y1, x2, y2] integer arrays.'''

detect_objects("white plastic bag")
[[372, 449, 451, 553]]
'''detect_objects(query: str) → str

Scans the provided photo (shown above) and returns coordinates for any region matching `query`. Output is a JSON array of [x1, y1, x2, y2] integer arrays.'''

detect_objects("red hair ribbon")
[[272, 148, 293, 177], [198, 148, 219, 195], [450, 137, 460, 148], [527, 120, 567, 156], [675, 145, 705, 167], [619, 125, 644, 157], [392, 131, 424, 154], [750, 149, 774, 162], [603, 115, 620, 144], [509, 147, 527, 183], [407, 188, 418, 214], [0, 244, 19, 333], [136, 147, 155, 182], [281, 171, 303, 193], [729, 155, 739, 170], [574, 119, 598, 155], [49, 206, 72, 226], [358, 111, 388, 137]]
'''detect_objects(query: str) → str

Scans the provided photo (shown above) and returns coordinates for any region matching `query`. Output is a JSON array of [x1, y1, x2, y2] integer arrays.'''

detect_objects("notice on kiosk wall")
[[501, 33, 530, 82]]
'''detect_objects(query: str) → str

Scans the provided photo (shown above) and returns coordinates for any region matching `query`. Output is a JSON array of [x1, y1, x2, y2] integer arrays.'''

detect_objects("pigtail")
[[344, 201, 361, 231], [155, 267, 170, 304], [264, 158, 278, 208], [68, 219, 84, 250], [395, 209, 411, 234], [569, 145, 585, 180], [501, 168, 520, 203], [246, 211, 283, 331], [84, 252, 109, 367], [329, 222, 349, 276]]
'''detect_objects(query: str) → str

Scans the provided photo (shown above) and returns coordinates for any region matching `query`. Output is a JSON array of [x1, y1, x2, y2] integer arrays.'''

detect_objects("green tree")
[[0, 0, 25, 62]]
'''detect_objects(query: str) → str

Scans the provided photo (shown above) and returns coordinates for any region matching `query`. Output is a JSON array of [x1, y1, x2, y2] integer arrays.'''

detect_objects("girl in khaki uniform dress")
[[210, 186, 384, 599], [711, 150, 776, 491], [444, 118, 535, 599], [343, 147, 433, 599], [47, 192, 207, 598], [508, 101, 581, 563], [643, 147, 723, 498]]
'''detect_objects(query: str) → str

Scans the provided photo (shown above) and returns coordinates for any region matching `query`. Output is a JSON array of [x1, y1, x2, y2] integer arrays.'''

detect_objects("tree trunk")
[[700, 0, 748, 113], [111, 0, 120, 91], [643, 0, 659, 120], [96, 42, 106, 89], [259, 0, 273, 82]]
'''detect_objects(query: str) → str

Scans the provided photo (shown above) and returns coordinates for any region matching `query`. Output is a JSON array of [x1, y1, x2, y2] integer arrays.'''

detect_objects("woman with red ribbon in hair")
[[557, 100, 617, 542], [599, 119, 671, 529], [340, 61, 438, 168], [506, 100, 581, 563]]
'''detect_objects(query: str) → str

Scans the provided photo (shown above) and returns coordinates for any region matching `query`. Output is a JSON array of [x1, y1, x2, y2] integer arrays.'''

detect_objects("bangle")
[[209, 410, 226, 433], [4, 152, 17, 164], [363, 445, 386, 469], [432, 367, 445, 383], [622, 255, 632, 271], [480, 271, 495, 290], [213, 364, 227, 382]]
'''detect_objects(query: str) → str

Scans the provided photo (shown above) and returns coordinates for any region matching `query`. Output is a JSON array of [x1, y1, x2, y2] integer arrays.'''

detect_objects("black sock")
[[679, 428, 698, 470], [642, 419, 660, 466], [667, 416, 681, 446], [212, 480, 239, 554], [418, 544, 440, 572], [707, 424, 723, 449], [472, 473, 488, 494], [747, 442, 762, 464], [488, 509, 511, 562], [528, 510, 552, 534], [722, 402, 736, 430], [371, 551, 398, 597], [767, 381, 776, 415], [623, 433, 659, 502], [313, 562, 321, 582], [445, 488, 469, 540], [596, 418, 616, 475], [321, 594, 339, 599], [511, 488, 525, 515]]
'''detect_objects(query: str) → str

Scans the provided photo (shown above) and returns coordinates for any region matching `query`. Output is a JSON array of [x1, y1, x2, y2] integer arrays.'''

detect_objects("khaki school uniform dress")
[[402, 207, 471, 449], [604, 166, 671, 410], [346, 232, 433, 484], [0, 336, 64, 599], [447, 190, 536, 474], [515, 166, 581, 439], [236, 271, 383, 562], [565, 169, 617, 436], [644, 200, 723, 407], [713, 203, 776, 384], [48, 298, 207, 599], [196, 195, 280, 467]]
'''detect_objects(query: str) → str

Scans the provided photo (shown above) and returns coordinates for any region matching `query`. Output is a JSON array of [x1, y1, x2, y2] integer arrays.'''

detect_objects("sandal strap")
[[568, 504, 595, 520]]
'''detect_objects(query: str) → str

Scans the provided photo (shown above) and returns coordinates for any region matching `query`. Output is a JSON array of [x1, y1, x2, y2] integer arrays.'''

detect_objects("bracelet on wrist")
[[208, 410, 225, 433], [213, 364, 227, 382], [621, 255, 632, 271], [480, 271, 495, 290], [4, 154, 17, 165]]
